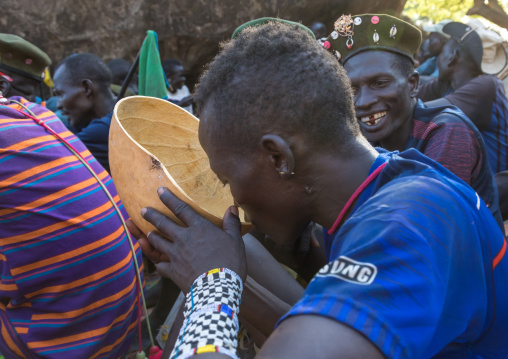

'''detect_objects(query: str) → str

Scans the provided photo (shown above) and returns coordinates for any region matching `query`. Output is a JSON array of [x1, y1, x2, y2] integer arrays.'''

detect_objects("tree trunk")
[[467, 0, 508, 29]]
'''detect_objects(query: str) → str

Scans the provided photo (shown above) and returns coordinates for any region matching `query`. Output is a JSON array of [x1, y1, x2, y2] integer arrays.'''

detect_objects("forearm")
[[239, 275, 294, 345], [243, 233, 304, 304], [246, 227, 326, 284], [168, 269, 242, 359], [164, 275, 295, 358], [424, 97, 452, 108], [239, 232, 328, 343]]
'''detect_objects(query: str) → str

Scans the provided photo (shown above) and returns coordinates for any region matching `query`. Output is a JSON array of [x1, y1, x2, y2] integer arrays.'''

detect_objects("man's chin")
[[362, 132, 385, 145], [264, 225, 308, 246]]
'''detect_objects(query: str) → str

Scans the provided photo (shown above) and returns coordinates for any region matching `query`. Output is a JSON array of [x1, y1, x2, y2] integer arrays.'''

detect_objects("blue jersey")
[[280, 149, 508, 358]]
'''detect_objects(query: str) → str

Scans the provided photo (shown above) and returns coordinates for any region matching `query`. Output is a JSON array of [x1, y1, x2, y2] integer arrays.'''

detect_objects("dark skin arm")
[[131, 222, 305, 349], [139, 187, 385, 359], [166, 315, 384, 359], [135, 225, 324, 347], [243, 233, 304, 304], [239, 275, 295, 345], [425, 97, 452, 108], [257, 315, 384, 359], [158, 274, 296, 359]]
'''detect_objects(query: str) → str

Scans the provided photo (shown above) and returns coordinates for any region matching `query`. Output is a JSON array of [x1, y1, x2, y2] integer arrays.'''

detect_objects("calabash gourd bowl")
[[109, 96, 252, 236]]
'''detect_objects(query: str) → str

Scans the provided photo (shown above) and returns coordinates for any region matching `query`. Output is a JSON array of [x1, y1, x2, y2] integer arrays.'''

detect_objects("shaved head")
[[194, 21, 360, 154]]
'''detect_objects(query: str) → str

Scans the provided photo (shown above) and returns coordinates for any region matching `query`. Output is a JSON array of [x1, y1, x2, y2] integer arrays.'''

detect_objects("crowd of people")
[[0, 11, 507, 359]]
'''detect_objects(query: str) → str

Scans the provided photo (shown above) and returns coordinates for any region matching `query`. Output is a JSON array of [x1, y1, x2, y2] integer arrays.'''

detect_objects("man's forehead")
[[53, 65, 73, 87], [199, 103, 236, 153], [198, 104, 215, 147], [54, 64, 70, 80]]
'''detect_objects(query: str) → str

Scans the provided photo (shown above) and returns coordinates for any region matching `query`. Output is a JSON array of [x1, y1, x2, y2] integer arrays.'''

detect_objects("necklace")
[[327, 162, 388, 234]]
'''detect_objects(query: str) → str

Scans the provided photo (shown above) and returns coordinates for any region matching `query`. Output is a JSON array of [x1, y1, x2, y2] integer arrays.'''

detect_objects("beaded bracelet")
[[170, 268, 243, 359]]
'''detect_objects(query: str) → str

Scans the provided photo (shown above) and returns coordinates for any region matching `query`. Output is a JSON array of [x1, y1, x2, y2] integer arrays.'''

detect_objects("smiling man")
[[325, 14, 503, 231], [53, 53, 116, 172]]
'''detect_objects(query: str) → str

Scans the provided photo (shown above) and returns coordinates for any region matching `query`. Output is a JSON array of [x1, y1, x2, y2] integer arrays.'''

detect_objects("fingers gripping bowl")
[[109, 96, 252, 236]]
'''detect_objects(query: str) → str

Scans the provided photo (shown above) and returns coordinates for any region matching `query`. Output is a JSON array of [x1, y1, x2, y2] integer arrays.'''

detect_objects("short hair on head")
[[194, 21, 360, 152], [390, 52, 415, 78], [162, 59, 183, 76], [57, 53, 112, 91]]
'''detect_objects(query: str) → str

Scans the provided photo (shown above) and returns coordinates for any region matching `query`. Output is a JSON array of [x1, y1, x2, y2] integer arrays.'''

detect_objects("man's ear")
[[0, 78, 11, 97], [260, 134, 295, 177], [82, 79, 95, 97], [450, 47, 460, 66], [444, 45, 460, 69], [408, 70, 420, 98]]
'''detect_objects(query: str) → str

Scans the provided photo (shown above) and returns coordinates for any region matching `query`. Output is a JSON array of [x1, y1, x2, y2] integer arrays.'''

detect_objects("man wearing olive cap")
[[0, 33, 51, 102], [323, 14, 503, 231]]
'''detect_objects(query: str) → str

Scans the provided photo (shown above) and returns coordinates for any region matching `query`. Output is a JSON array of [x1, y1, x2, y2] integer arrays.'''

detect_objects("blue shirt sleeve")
[[416, 57, 437, 76], [279, 176, 499, 359]]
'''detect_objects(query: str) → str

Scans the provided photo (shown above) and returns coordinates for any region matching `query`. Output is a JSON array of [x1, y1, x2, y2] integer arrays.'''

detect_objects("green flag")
[[138, 30, 168, 99]]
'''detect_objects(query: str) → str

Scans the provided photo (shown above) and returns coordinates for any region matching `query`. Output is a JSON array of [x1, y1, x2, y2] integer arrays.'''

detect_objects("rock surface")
[[1, 0, 406, 89]]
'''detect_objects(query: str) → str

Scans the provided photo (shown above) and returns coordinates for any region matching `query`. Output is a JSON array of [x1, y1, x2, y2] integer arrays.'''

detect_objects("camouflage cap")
[[232, 17, 315, 40], [323, 14, 422, 64], [0, 33, 51, 81]]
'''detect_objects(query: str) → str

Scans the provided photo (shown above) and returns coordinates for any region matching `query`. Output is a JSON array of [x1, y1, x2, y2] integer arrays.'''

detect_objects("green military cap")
[[0, 33, 51, 81], [322, 14, 421, 64], [232, 17, 316, 40]]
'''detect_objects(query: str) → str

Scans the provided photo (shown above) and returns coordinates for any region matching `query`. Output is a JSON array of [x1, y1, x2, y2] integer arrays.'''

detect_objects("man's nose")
[[355, 87, 377, 110]]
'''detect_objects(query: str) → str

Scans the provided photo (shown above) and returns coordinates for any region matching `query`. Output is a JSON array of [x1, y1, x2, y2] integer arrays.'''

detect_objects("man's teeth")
[[360, 111, 387, 126]]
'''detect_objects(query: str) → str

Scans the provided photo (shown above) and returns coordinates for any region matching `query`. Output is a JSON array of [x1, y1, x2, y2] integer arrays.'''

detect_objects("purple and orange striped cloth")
[[0, 97, 142, 358]]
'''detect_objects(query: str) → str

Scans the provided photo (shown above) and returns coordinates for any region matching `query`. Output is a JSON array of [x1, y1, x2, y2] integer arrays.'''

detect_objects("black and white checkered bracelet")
[[170, 268, 243, 359]]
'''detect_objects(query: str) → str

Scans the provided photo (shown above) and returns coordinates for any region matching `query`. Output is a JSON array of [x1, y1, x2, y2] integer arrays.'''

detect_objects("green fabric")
[[232, 17, 315, 40], [0, 33, 51, 80], [325, 14, 421, 64], [138, 30, 168, 99]]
